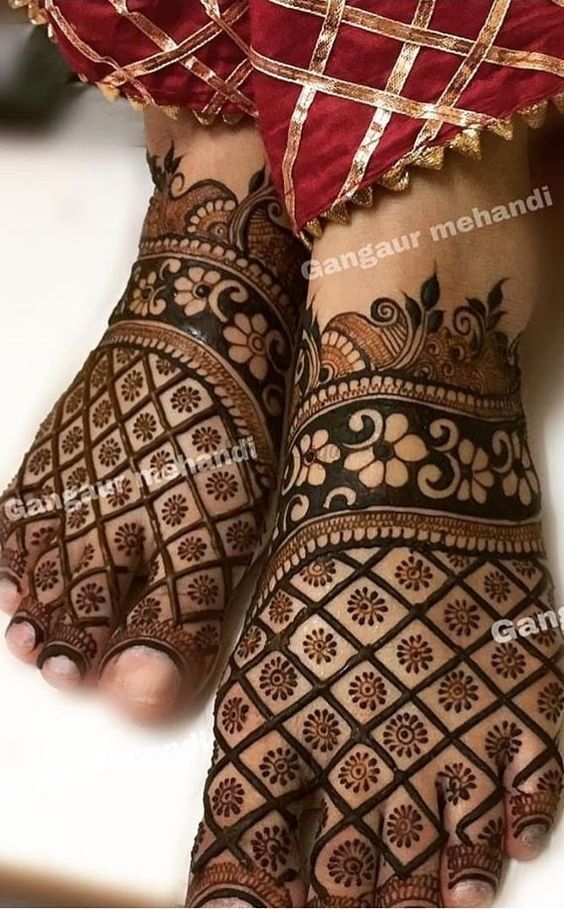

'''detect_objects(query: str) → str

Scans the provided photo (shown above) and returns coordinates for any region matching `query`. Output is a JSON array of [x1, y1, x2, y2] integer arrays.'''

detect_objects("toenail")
[[103, 645, 181, 706], [451, 881, 494, 907], [42, 655, 81, 689], [521, 824, 548, 850], [0, 579, 21, 613], [6, 621, 36, 652]]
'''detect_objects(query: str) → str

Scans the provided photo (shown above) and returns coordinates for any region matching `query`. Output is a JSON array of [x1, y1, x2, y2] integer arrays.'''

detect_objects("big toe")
[[100, 645, 181, 720]]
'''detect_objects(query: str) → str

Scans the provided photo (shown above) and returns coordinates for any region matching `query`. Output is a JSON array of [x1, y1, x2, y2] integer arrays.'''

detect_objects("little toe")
[[0, 578, 23, 614], [5, 618, 40, 662], [100, 645, 181, 720]]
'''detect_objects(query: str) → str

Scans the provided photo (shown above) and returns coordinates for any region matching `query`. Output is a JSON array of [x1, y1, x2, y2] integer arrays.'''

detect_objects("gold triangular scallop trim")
[[300, 91, 564, 245], [9, 1, 564, 244]]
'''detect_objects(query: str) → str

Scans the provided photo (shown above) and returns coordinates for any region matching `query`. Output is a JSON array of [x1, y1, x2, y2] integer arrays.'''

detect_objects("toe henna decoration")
[[378, 874, 441, 908], [0, 145, 305, 677], [188, 275, 562, 907], [446, 843, 504, 892], [189, 861, 293, 908]]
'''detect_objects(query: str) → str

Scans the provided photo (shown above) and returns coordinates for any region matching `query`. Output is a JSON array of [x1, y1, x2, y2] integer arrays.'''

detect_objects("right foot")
[[188, 274, 563, 908], [0, 130, 305, 719]]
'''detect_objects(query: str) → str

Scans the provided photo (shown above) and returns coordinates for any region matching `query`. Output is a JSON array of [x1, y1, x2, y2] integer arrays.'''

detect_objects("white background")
[[1, 51, 564, 909]]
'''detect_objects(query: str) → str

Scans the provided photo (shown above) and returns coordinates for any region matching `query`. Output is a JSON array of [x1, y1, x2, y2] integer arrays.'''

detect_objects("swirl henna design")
[[187, 276, 563, 908], [0, 146, 306, 694]]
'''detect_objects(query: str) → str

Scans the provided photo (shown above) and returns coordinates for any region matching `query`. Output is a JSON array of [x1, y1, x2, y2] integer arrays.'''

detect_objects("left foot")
[[187, 274, 563, 907]]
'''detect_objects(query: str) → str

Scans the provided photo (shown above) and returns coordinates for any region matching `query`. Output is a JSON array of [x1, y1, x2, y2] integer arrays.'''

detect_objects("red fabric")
[[35, 0, 564, 233]]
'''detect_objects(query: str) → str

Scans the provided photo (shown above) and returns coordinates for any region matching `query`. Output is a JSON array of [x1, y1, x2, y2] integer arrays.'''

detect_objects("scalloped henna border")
[[253, 510, 545, 616]]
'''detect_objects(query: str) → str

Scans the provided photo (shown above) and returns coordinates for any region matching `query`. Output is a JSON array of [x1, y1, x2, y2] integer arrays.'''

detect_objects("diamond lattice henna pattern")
[[0, 146, 306, 682], [188, 275, 563, 908]]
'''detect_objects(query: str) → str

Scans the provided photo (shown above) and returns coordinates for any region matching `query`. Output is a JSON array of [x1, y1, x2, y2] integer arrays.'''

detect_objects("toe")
[[100, 645, 181, 720], [100, 547, 227, 714], [5, 618, 39, 662], [376, 812, 443, 907], [502, 673, 563, 862], [41, 654, 82, 690], [504, 758, 562, 862], [439, 767, 503, 909], [189, 814, 305, 908], [0, 578, 23, 614]]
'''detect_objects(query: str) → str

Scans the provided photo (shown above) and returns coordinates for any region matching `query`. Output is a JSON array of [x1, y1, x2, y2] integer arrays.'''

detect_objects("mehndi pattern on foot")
[[0, 145, 305, 707], [188, 275, 563, 908]]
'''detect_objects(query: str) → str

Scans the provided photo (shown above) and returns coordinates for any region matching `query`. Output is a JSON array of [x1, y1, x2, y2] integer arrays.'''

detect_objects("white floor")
[[0, 89, 563, 908]]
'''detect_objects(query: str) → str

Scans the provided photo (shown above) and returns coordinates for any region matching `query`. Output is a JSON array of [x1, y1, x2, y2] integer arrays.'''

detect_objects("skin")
[[186, 130, 563, 907], [0, 112, 307, 719]]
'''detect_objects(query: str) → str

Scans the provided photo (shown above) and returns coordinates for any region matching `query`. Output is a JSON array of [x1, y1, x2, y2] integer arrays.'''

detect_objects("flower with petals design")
[[259, 748, 299, 787], [444, 598, 480, 637], [251, 826, 290, 873], [395, 555, 433, 592], [344, 412, 427, 489], [347, 586, 388, 626], [224, 312, 273, 381], [338, 751, 380, 794], [442, 763, 477, 805], [173, 266, 222, 317], [130, 270, 166, 317], [485, 721, 523, 768], [295, 430, 339, 487], [303, 708, 341, 752], [438, 670, 479, 713], [348, 671, 387, 711], [383, 712, 428, 759], [303, 628, 337, 665], [300, 557, 336, 588], [259, 656, 298, 701], [221, 696, 249, 735], [538, 682, 564, 723], [492, 643, 527, 680], [500, 431, 540, 506], [327, 840, 374, 887], [211, 777, 244, 818], [386, 804, 423, 848], [397, 634, 434, 674], [456, 439, 494, 504]]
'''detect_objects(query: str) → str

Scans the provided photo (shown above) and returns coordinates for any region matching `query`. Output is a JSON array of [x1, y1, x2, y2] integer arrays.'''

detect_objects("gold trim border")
[[10, 1, 564, 238], [300, 93, 564, 243]]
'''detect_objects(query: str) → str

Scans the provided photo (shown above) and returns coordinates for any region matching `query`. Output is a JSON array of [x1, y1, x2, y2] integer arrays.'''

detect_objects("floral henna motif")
[[188, 274, 562, 907], [0, 146, 305, 678]]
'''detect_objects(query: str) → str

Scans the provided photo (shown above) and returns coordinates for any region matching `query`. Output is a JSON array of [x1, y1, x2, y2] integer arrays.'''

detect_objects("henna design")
[[0, 146, 306, 678], [188, 274, 562, 908]]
